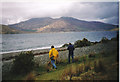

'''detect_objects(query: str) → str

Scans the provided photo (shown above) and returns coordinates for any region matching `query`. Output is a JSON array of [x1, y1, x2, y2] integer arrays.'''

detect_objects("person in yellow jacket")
[[49, 45, 58, 69]]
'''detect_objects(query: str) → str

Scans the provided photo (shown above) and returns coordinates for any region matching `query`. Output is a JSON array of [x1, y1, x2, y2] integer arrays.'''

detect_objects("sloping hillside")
[[9, 17, 118, 33], [0, 25, 23, 34], [9, 17, 55, 31]]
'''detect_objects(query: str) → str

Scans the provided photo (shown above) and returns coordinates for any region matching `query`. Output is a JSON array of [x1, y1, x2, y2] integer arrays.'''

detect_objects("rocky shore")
[[34, 41, 117, 66], [2, 47, 67, 61]]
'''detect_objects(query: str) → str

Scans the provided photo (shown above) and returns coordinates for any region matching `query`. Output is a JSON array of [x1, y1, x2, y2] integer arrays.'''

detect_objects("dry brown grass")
[[61, 64, 88, 80], [80, 71, 96, 80], [25, 72, 36, 81], [61, 65, 77, 80]]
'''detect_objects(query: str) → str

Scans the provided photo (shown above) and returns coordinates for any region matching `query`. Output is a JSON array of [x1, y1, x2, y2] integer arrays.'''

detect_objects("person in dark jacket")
[[67, 43, 75, 63]]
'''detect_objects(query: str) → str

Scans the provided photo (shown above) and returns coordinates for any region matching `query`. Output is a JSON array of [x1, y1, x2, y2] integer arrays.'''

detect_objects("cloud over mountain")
[[1, 2, 118, 25]]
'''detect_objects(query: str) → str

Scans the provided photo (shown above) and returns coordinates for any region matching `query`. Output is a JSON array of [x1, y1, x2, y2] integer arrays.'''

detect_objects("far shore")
[[1, 30, 117, 34]]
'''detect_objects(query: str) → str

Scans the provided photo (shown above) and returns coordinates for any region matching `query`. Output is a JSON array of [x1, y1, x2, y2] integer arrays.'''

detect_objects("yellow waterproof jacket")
[[49, 48, 58, 60]]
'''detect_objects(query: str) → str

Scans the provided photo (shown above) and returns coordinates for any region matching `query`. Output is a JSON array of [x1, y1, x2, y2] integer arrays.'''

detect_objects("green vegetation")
[[62, 38, 92, 48], [74, 38, 91, 48], [11, 51, 35, 75], [100, 37, 109, 43], [62, 43, 69, 47]]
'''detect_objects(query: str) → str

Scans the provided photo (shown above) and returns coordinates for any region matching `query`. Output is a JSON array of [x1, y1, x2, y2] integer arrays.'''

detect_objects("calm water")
[[2, 31, 117, 53]]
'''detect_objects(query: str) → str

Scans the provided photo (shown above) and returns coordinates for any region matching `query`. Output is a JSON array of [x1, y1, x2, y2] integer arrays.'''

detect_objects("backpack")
[[50, 50, 54, 60]]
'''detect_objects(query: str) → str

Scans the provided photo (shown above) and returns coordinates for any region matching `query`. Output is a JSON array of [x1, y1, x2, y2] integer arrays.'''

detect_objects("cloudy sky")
[[1, 1, 119, 25]]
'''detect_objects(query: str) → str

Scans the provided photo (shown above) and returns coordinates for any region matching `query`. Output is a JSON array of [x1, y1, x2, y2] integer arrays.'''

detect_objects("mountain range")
[[3, 17, 118, 33]]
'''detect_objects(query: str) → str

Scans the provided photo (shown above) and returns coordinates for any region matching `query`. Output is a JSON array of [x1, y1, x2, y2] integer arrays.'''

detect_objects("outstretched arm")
[[67, 46, 69, 50]]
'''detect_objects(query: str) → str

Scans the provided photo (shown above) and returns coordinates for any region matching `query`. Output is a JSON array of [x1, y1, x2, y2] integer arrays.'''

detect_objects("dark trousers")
[[68, 54, 74, 63]]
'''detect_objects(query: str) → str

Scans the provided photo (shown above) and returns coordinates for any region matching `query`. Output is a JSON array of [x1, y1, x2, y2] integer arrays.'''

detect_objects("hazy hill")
[[9, 17, 55, 32], [0, 25, 23, 34], [9, 17, 118, 33]]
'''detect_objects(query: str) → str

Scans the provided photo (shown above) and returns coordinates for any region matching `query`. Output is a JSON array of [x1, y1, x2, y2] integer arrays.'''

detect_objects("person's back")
[[49, 45, 58, 69], [49, 48, 58, 60], [67, 43, 75, 63], [68, 44, 74, 55]]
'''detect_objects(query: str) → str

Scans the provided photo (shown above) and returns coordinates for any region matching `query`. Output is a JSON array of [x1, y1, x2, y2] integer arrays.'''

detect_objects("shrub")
[[74, 38, 91, 48], [100, 37, 109, 43], [11, 51, 34, 75], [62, 43, 69, 47], [82, 38, 91, 46], [92, 41, 99, 45]]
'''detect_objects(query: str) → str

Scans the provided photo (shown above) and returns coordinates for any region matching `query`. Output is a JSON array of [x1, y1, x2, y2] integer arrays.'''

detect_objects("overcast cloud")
[[1, 2, 119, 25]]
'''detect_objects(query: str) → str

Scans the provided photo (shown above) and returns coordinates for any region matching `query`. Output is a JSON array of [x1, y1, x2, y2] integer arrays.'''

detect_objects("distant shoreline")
[[1, 30, 118, 34]]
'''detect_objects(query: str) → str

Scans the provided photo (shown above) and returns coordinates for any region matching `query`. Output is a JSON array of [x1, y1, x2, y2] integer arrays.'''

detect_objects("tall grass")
[[60, 63, 90, 80], [84, 62, 91, 72], [94, 59, 106, 73]]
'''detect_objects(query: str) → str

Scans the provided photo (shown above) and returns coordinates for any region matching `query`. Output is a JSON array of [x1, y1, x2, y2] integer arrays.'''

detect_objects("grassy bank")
[[35, 47, 118, 80]]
